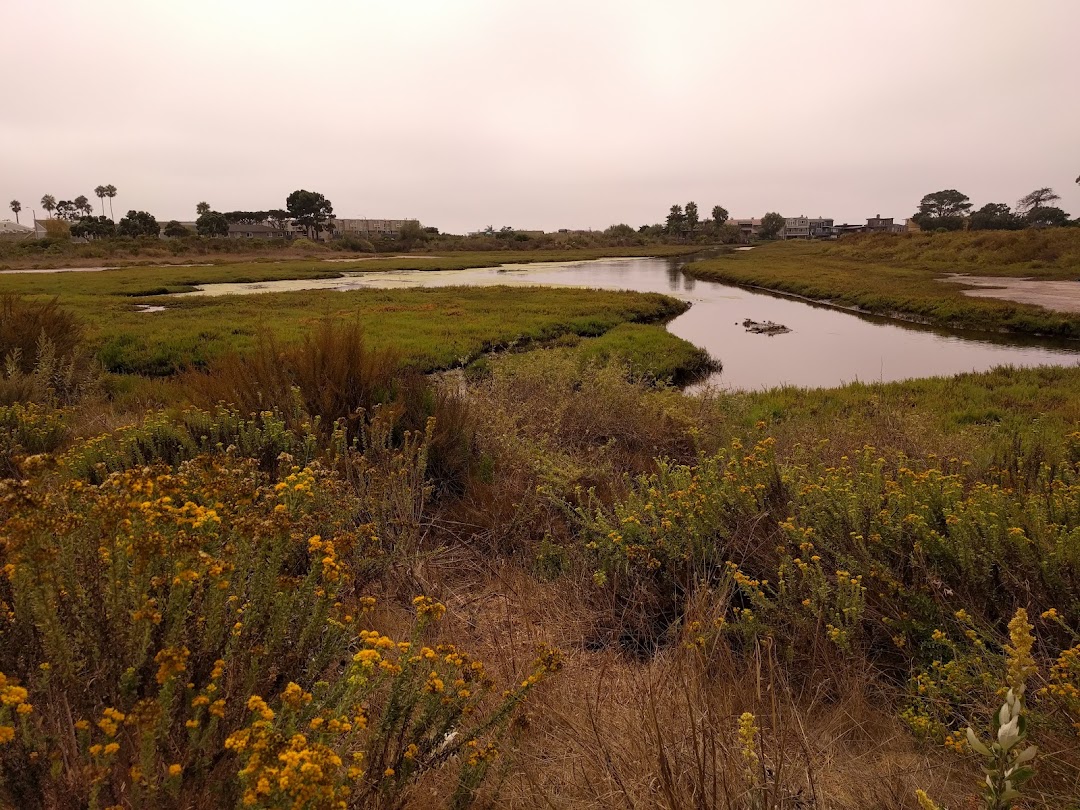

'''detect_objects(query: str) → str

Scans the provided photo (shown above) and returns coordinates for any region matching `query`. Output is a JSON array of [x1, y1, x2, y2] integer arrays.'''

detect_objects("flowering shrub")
[[0, 403, 70, 477], [580, 438, 1080, 653], [0, 442, 553, 808]]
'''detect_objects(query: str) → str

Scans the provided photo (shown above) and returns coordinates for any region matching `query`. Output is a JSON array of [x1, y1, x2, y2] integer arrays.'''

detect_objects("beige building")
[[335, 218, 418, 239]]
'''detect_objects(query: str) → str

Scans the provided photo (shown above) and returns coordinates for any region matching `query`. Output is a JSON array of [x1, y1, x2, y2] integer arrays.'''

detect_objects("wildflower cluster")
[[0, 440, 476, 808], [227, 604, 560, 809]]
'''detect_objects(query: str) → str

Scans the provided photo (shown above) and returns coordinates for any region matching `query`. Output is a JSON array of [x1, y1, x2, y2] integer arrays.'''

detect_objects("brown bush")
[[184, 319, 474, 496], [0, 294, 84, 374]]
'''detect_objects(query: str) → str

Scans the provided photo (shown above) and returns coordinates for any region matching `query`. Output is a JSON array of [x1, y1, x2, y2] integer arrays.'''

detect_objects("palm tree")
[[104, 185, 117, 221], [74, 195, 92, 217], [94, 185, 107, 216], [196, 201, 211, 216], [9, 200, 21, 225], [40, 195, 56, 219]]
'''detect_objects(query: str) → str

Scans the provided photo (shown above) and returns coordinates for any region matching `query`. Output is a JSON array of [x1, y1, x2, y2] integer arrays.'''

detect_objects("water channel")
[[176, 255, 1080, 390]]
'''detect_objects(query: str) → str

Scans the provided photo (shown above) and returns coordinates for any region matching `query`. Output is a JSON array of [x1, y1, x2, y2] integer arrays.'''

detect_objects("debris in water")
[[742, 318, 790, 336]]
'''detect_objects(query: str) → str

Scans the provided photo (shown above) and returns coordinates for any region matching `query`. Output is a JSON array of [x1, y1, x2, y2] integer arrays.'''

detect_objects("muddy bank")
[[939, 274, 1080, 315]]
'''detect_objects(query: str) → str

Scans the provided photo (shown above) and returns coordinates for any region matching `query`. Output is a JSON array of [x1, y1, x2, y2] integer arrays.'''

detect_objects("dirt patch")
[[939, 274, 1080, 314]]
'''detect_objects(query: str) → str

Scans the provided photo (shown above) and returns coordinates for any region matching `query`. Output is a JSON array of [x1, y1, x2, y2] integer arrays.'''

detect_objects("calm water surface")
[[178, 256, 1080, 390]]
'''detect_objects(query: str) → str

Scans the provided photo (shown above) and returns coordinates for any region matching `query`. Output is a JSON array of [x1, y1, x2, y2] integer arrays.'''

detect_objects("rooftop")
[[0, 220, 32, 234]]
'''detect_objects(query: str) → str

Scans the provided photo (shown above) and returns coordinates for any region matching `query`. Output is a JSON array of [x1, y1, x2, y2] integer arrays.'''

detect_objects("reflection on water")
[[175, 256, 1080, 391]]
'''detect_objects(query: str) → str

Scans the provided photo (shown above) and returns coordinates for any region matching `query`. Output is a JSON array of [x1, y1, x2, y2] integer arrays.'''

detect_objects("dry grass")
[[415, 563, 981, 810]]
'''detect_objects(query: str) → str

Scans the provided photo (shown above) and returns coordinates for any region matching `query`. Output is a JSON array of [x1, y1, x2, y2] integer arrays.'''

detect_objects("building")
[[0, 220, 33, 240], [866, 214, 904, 234], [228, 222, 285, 239], [335, 218, 418, 240], [783, 216, 811, 239], [33, 219, 71, 240], [809, 217, 835, 238], [730, 218, 763, 239]]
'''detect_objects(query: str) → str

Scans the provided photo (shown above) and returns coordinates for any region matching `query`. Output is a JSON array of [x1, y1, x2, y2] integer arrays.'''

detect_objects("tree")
[[104, 185, 117, 220], [196, 211, 229, 237], [398, 220, 427, 249], [163, 220, 192, 238], [54, 200, 81, 221], [711, 205, 729, 226], [912, 189, 971, 231], [267, 209, 291, 233], [40, 195, 56, 218], [685, 201, 699, 240], [1026, 206, 1070, 228], [285, 189, 334, 239], [196, 201, 211, 217], [116, 210, 159, 238], [73, 195, 92, 217], [665, 204, 685, 238], [1016, 187, 1060, 218], [9, 200, 21, 225], [917, 189, 972, 218], [760, 212, 786, 239], [223, 211, 270, 224], [71, 216, 116, 240], [94, 185, 107, 216], [716, 222, 741, 244], [969, 203, 1021, 231]]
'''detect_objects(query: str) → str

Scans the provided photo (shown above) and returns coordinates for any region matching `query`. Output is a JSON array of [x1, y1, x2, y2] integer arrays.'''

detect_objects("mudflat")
[[940, 273, 1080, 314]]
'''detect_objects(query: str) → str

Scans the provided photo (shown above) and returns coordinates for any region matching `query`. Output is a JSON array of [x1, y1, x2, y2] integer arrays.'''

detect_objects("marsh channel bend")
[[180, 255, 1080, 391]]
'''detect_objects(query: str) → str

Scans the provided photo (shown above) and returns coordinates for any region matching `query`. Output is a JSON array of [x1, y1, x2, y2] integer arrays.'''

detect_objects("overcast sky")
[[2, 0, 1077, 233]]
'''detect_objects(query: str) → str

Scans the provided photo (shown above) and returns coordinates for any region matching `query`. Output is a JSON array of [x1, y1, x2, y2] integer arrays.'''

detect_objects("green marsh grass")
[[686, 231, 1080, 337]]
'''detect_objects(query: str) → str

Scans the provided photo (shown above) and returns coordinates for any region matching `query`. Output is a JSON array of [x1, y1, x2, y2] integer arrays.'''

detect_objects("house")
[[730, 218, 763, 239], [0, 220, 33, 240], [866, 214, 904, 234], [809, 217, 835, 238], [335, 219, 418, 240], [783, 216, 811, 239], [834, 223, 868, 236], [228, 222, 285, 239]]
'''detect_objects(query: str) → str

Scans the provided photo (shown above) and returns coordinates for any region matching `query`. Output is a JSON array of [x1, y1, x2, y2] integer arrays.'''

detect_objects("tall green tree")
[[55, 200, 81, 221], [267, 209, 291, 233], [117, 210, 159, 238], [71, 216, 116, 240], [665, 204, 685, 238], [162, 220, 191, 238], [760, 212, 785, 239], [94, 185, 107, 216], [969, 203, 1021, 231], [916, 189, 972, 218], [196, 211, 229, 237], [711, 205, 729, 226], [684, 201, 699, 240], [1026, 206, 1070, 228], [196, 201, 211, 217], [104, 185, 117, 220], [40, 195, 56, 218], [285, 189, 334, 239], [9, 200, 21, 225], [73, 195, 92, 217]]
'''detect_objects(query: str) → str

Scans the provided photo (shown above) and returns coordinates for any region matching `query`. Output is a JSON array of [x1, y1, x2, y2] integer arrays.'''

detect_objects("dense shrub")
[[0, 450, 558, 808], [0, 296, 102, 406]]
